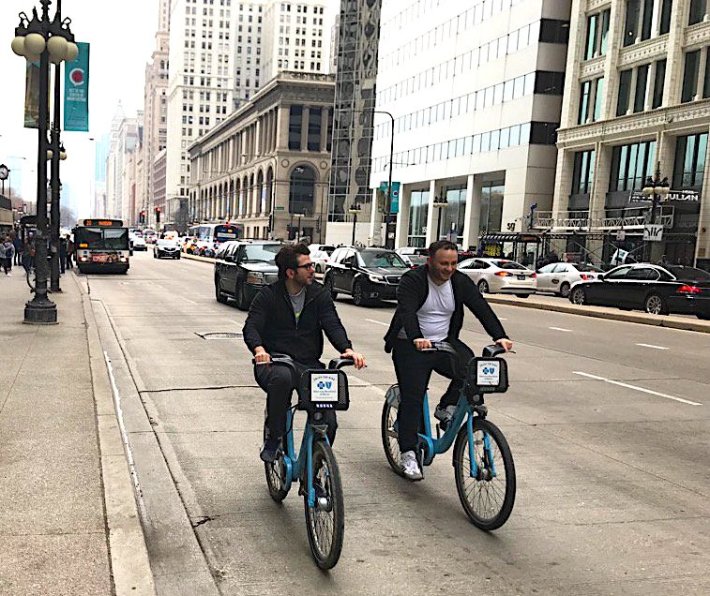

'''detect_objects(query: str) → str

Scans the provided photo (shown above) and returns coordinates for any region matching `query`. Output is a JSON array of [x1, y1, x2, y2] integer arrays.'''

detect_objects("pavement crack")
[[140, 384, 257, 394], [191, 515, 215, 528]]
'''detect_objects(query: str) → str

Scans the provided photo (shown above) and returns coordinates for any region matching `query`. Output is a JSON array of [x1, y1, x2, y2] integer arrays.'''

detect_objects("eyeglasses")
[[296, 262, 315, 270]]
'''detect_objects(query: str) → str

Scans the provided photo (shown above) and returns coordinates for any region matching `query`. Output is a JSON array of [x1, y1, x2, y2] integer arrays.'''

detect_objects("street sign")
[[274, 205, 285, 211], [643, 224, 663, 242]]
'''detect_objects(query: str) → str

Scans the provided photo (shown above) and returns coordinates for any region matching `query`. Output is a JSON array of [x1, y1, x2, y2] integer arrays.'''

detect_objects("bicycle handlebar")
[[253, 353, 355, 371], [421, 341, 510, 358]]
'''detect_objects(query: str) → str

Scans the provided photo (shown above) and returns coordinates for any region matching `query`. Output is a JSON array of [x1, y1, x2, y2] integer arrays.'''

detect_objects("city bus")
[[73, 219, 130, 274], [187, 223, 243, 256]]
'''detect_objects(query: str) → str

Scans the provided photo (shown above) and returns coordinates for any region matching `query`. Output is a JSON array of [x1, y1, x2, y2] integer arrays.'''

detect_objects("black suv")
[[323, 246, 409, 306], [214, 241, 282, 310]]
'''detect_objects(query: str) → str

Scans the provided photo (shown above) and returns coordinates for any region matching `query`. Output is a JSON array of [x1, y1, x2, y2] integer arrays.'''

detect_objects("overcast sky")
[[0, 0, 158, 215]]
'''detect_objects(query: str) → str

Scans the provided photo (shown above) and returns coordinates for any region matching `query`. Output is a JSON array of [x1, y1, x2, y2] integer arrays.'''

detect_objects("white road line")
[[636, 343, 669, 350], [181, 297, 198, 305], [573, 371, 702, 406], [549, 326, 573, 333], [366, 318, 389, 327]]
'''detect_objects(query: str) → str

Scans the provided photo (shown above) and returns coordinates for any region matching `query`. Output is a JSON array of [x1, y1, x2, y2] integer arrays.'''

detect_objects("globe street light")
[[11, 0, 77, 323], [432, 194, 448, 241], [641, 162, 670, 262]]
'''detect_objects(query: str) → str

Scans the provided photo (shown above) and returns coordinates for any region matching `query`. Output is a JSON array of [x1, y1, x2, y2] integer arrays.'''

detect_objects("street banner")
[[64, 42, 90, 132], [379, 181, 401, 214], [23, 60, 41, 129]]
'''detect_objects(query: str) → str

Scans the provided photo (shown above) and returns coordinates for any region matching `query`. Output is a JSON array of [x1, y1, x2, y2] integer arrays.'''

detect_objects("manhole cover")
[[195, 332, 243, 340]]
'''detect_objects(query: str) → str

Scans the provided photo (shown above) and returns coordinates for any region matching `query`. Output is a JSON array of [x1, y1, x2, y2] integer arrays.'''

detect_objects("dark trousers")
[[60, 252, 67, 273], [254, 359, 338, 443], [2, 257, 11, 274], [66, 253, 73, 269], [391, 338, 474, 452]]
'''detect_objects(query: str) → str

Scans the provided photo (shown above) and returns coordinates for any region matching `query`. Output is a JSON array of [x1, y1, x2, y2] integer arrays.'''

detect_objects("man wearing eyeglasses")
[[243, 243, 366, 462]]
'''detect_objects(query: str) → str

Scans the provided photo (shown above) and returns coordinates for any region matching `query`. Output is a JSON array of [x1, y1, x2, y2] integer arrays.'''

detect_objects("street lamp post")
[[433, 194, 448, 241], [12, 0, 78, 324], [641, 162, 670, 262], [348, 202, 362, 246]]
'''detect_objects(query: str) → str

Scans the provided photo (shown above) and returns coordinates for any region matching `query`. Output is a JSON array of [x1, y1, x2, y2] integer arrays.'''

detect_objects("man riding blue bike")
[[243, 243, 366, 463], [384, 240, 513, 480]]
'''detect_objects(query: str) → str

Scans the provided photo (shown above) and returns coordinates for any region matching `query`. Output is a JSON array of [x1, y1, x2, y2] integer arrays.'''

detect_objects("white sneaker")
[[400, 450, 423, 481]]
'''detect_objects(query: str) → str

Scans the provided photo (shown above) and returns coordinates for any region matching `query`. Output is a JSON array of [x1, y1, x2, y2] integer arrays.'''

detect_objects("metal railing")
[[533, 205, 675, 231]]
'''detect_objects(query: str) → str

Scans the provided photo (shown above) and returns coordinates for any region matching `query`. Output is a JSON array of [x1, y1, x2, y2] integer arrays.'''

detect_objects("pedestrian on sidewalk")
[[59, 236, 67, 274], [66, 236, 74, 269], [2, 236, 15, 275], [13, 233, 22, 266], [22, 238, 34, 273]]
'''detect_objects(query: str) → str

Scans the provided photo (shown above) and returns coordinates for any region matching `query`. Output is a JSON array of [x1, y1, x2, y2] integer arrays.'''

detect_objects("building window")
[[307, 107, 321, 151], [681, 50, 701, 103], [660, 0, 673, 34], [653, 59, 667, 108], [623, 0, 654, 47], [673, 133, 708, 188], [572, 150, 596, 194], [538, 19, 570, 44], [407, 190, 430, 247], [584, 9, 611, 60], [578, 81, 592, 124], [617, 69, 633, 116], [634, 64, 649, 113], [288, 105, 303, 150], [480, 182, 505, 234], [289, 165, 316, 215], [593, 77, 605, 121], [609, 140, 656, 191], [535, 71, 564, 95], [689, 0, 707, 25]]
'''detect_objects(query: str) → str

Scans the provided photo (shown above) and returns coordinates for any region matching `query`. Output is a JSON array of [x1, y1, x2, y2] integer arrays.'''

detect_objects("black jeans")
[[391, 338, 474, 452], [254, 359, 338, 443]]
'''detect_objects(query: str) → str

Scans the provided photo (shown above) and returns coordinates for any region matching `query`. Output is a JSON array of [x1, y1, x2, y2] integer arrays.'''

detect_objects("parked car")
[[143, 230, 157, 244], [311, 249, 333, 274], [457, 257, 537, 297], [130, 234, 147, 251], [400, 253, 428, 268], [568, 263, 710, 319], [536, 262, 604, 297], [214, 241, 282, 310], [153, 237, 181, 259], [323, 246, 409, 306]]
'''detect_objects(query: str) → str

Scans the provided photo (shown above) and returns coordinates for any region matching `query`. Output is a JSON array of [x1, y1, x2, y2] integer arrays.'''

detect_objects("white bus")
[[187, 223, 244, 255]]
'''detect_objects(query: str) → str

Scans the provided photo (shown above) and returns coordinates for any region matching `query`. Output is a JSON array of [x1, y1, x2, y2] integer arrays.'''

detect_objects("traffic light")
[[139, 210, 146, 224], [155, 207, 161, 224]]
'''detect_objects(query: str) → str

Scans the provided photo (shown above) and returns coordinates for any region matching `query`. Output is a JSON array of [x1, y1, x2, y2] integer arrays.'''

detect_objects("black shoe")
[[260, 437, 280, 463]]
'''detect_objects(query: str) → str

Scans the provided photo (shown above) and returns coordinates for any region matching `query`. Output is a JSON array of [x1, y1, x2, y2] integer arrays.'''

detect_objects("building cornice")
[[684, 21, 710, 49], [579, 56, 605, 80], [587, 0, 612, 12], [557, 100, 710, 148], [618, 36, 668, 68]]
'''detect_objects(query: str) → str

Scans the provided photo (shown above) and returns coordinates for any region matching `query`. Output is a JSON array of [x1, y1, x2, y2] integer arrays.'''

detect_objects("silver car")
[[536, 262, 603, 297], [458, 258, 537, 297]]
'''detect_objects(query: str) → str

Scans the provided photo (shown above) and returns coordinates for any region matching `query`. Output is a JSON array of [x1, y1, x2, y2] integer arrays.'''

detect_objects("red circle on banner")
[[70, 69, 85, 85]]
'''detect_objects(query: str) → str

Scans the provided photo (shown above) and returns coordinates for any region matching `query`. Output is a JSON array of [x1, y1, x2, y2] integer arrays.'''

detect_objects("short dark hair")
[[428, 240, 458, 257], [275, 243, 310, 279]]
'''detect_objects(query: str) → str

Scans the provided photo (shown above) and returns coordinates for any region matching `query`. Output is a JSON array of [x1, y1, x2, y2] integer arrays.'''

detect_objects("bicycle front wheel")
[[380, 386, 404, 477], [304, 440, 344, 570], [453, 418, 516, 531]]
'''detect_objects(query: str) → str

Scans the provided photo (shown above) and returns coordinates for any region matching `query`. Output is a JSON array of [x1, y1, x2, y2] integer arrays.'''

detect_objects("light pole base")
[[24, 299, 58, 325]]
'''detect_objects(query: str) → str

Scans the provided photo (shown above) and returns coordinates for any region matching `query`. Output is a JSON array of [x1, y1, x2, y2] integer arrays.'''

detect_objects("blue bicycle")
[[381, 342, 516, 530], [261, 354, 354, 569]]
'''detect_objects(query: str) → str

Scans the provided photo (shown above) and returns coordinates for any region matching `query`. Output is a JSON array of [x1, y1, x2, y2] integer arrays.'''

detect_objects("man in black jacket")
[[384, 240, 512, 480], [243, 244, 366, 462]]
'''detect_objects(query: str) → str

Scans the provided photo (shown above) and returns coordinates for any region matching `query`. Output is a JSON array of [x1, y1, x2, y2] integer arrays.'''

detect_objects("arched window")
[[289, 164, 316, 215]]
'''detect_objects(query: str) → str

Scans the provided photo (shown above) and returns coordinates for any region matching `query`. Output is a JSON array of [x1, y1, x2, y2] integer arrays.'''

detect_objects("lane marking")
[[636, 343, 669, 350], [573, 371, 702, 406], [549, 326, 573, 333], [181, 297, 198, 305], [366, 318, 389, 327]]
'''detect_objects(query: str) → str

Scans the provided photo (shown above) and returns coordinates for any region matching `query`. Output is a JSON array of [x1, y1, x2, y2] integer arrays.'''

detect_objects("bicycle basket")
[[465, 357, 509, 394], [298, 369, 350, 412]]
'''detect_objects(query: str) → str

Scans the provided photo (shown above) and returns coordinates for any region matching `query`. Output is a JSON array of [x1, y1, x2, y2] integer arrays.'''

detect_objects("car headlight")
[[246, 272, 266, 285], [368, 274, 385, 283]]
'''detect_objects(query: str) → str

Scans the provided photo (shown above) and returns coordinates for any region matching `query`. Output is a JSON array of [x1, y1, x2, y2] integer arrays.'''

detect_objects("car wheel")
[[644, 293, 668, 315], [352, 280, 368, 307], [559, 282, 571, 298], [235, 282, 249, 311], [325, 275, 338, 300], [153, 251, 157, 259], [215, 277, 228, 304], [515, 294, 530, 299], [316, 263, 323, 274], [570, 287, 586, 305], [697, 313, 710, 320], [477, 279, 489, 294], [176, 254, 181, 260]]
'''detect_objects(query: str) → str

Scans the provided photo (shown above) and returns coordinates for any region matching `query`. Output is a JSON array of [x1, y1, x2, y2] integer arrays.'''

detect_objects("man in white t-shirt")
[[384, 240, 513, 480]]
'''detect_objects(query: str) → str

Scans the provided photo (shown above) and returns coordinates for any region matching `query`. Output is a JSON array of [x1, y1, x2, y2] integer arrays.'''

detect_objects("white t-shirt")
[[416, 277, 455, 342]]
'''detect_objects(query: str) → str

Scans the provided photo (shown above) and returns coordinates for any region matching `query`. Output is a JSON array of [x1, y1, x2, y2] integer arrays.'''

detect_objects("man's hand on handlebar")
[[254, 346, 272, 365], [413, 338, 433, 351], [341, 348, 366, 369], [495, 338, 514, 352]]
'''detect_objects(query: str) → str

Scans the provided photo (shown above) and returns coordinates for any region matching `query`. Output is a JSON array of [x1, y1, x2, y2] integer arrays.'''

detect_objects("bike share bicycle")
[[381, 342, 516, 530], [259, 354, 354, 569]]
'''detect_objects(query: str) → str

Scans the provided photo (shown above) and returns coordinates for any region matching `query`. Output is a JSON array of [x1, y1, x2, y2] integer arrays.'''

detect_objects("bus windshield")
[[76, 227, 129, 250]]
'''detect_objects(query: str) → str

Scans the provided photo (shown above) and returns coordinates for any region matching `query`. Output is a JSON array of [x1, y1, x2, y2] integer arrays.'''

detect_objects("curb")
[[76, 273, 157, 596], [485, 294, 710, 334]]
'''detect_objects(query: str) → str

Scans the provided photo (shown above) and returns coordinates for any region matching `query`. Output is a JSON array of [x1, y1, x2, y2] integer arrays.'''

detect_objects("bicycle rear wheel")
[[380, 386, 404, 477], [304, 440, 344, 570], [263, 425, 288, 503], [453, 418, 516, 531]]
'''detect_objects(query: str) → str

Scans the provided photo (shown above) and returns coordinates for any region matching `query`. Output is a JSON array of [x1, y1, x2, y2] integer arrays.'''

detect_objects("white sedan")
[[535, 262, 603, 297], [458, 258, 537, 297]]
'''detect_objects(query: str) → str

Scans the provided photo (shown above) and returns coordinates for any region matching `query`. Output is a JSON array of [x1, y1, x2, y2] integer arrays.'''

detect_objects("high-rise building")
[[260, 0, 336, 86], [550, 0, 710, 270], [366, 0, 571, 253], [106, 105, 141, 222]]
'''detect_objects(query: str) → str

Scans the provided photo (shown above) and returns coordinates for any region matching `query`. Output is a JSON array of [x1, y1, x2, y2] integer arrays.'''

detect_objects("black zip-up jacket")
[[384, 265, 508, 353], [243, 280, 353, 363]]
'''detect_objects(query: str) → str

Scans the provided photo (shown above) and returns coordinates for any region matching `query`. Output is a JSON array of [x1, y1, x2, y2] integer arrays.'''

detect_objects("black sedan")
[[568, 263, 710, 319], [214, 241, 281, 310]]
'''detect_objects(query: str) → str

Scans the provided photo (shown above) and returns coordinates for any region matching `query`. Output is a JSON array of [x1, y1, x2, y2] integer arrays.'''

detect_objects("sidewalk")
[[0, 270, 154, 595]]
